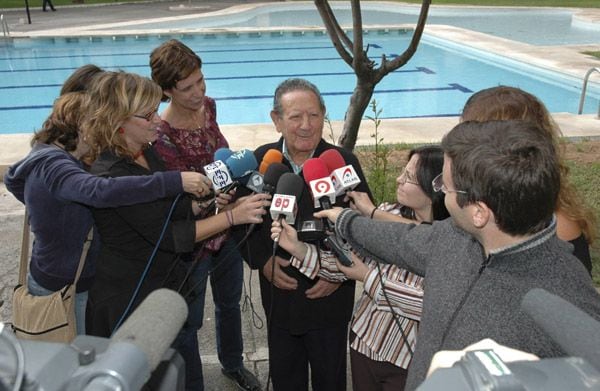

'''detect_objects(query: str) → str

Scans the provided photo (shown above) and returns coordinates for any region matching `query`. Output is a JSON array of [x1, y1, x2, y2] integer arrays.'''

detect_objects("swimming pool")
[[1, 30, 598, 135], [98, 3, 600, 46]]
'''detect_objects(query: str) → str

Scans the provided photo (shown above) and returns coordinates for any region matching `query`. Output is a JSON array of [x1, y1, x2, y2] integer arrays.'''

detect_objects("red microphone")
[[319, 149, 361, 196], [303, 158, 336, 210]]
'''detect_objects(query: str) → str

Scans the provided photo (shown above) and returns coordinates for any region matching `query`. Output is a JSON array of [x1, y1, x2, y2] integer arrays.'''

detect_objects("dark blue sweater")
[[4, 143, 183, 292]]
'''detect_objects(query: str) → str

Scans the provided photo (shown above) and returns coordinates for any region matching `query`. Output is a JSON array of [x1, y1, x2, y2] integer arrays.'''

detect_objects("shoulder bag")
[[11, 211, 92, 343]]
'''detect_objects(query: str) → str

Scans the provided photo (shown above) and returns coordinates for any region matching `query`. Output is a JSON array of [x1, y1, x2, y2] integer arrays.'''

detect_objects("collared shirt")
[[282, 139, 315, 174]]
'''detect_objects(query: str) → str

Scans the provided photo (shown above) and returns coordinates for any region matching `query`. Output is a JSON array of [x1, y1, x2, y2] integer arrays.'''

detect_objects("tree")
[[314, 0, 431, 150]]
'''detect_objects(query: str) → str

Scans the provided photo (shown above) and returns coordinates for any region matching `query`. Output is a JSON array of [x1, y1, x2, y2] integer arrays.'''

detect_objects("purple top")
[[154, 96, 230, 257], [155, 97, 228, 172]]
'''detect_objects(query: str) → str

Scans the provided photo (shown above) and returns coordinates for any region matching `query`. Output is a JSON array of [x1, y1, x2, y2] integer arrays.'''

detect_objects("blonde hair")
[[83, 71, 162, 161], [461, 86, 596, 243]]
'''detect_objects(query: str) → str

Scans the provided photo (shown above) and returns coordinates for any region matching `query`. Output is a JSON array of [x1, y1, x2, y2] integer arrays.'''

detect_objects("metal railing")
[[578, 67, 600, 118], [1, 14, 10, 37]]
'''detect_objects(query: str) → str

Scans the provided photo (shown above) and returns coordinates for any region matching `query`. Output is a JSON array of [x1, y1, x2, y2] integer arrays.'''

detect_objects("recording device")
[[296, 219, 326, 242], [320, 149, 361, 196], [418, 288, 600, 390], [323, 234, 353, 266], [0, 289, 188, 391]]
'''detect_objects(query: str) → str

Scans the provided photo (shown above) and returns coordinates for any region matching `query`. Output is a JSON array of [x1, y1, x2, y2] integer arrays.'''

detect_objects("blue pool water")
[[0, 30, 598, 134], [105, 3, 600, 46]]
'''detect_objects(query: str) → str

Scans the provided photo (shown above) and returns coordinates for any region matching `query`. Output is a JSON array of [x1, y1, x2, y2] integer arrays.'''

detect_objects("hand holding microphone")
[[180, 172, 213, 199], [346, 190, 376, 217], [229, 193, 272, 225], [270, 219, 308, 260]]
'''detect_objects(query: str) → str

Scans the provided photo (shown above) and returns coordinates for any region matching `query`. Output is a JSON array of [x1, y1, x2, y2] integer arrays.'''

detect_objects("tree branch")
[[379, 0, 431, 80], [315, 0, 354, 66]]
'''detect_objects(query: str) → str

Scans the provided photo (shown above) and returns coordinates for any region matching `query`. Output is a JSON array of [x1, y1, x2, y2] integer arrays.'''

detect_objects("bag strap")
[[19, 210, 93, 287], [18, 211, 30, 286]]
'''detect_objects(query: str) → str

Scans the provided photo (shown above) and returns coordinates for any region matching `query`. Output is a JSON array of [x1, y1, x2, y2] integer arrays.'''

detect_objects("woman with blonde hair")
[[461, 85, 596, 273], [83, 71, 270, 388], [5, 91, 210, 335]]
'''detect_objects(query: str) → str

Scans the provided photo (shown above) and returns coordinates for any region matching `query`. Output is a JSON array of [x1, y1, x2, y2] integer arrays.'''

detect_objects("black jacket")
[[236, 138, 372, 333]]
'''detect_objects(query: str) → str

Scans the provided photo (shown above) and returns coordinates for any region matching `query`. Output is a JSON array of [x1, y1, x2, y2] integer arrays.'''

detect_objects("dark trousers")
[[174, 237, 245, 390], [350, 347, 408, 391], [42, 0, 55, 11], [268, 324, 348, 391]]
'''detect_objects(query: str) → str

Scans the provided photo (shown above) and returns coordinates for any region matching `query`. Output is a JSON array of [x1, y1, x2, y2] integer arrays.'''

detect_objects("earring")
[[118, 127, 125, 134]]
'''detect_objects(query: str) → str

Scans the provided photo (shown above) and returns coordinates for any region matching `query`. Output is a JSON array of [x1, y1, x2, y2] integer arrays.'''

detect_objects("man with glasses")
[[316, 120, 600, 390]]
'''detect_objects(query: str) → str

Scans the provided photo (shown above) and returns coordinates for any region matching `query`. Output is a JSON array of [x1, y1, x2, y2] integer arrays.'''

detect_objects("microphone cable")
[[112, 193, 182, 335]]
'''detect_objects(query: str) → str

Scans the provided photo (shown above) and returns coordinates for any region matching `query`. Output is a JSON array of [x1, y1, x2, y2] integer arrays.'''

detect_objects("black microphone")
[[521, 288, 600, 371], [245, 163, 290, 236], [270, 172, 303, 248]]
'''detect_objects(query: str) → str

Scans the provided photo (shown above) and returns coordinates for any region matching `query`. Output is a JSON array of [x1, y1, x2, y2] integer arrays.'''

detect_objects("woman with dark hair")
[[4, 91, 210, 335], [271, 145, 449, 391], [461, 85, 596, 273], [59, 64, 104, 96], [149, 39, 262, 391]]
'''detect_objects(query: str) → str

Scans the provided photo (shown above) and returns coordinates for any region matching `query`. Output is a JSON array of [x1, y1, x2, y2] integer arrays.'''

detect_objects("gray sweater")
[[335, 209, 600, 390]]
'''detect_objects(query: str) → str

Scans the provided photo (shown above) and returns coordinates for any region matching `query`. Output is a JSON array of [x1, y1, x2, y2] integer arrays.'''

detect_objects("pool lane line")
[[0, 83, 470, 111], [0, 67, 435, 90]]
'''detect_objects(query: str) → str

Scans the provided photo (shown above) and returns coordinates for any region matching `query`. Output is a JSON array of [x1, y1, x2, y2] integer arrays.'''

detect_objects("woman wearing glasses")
[[82, 72, 270, 371], [272, 145, 449, 391], [4, 90, 212, 337]]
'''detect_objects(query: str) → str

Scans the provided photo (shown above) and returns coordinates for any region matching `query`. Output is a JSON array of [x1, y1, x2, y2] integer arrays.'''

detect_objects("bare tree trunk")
[[315, 0, 431, 151], [339, 80, 374, 150]]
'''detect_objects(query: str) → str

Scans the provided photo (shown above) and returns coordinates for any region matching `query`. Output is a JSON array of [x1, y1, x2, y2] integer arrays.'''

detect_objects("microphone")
[[303, 158, 336, 210], [245, 150, 285, 194], [320, 149, 361, 196], [245, 163, 290, 236], [110, 289, 188, 372], [521, 288, 600, 371], [203, 155, 234, 192], [69, 289, 188, 390], [259, 149, 284, 175], [270, 172, 302, 226], [214, 147, 234, 163], [262, 163, 290, 196], [224, 149, 258, 191]]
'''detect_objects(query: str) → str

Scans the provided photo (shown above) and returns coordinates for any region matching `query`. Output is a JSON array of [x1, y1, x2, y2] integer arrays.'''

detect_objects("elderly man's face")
[[271, 89, 324, 161]]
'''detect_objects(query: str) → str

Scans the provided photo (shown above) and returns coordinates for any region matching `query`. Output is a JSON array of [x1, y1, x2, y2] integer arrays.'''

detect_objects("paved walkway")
[[0, 2, 599, 389]]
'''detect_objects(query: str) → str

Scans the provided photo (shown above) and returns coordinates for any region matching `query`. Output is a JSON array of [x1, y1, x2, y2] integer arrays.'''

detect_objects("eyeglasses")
[[432, 173, 467, 195], [133, 107, 159, 122], [398, 167, 419, 186]]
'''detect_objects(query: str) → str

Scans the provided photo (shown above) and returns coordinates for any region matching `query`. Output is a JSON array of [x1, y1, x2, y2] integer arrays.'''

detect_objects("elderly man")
[[238, 78, 372, 390], [316, 120, 600, 390]]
